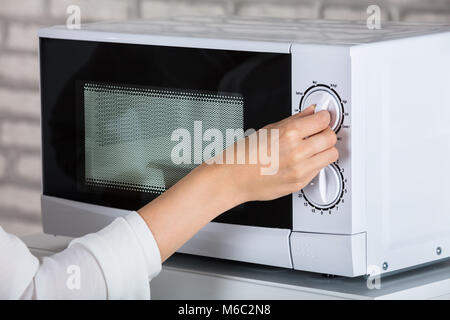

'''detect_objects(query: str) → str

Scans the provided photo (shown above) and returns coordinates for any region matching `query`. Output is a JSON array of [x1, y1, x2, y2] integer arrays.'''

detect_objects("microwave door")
[[40, 38, 292, 230]]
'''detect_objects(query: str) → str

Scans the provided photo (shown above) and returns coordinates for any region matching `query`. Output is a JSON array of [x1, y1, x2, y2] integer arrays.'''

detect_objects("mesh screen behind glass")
[[84, 83, 243, 194]]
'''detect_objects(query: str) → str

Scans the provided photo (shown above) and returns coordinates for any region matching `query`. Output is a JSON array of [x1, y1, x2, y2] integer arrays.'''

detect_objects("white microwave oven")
[[38, 17, 450, 277]]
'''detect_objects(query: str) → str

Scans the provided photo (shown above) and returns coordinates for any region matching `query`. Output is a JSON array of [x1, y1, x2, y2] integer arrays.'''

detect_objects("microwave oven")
[[38, 17, 450, 277]]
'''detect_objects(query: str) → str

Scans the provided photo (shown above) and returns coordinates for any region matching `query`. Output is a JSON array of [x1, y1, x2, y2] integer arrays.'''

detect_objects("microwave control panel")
[[291, 44, 354, 235], [298, 84, 346, 211]]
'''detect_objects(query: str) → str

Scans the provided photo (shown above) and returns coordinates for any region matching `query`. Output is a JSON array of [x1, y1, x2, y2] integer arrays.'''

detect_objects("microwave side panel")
[[351, 31, 450, 275]]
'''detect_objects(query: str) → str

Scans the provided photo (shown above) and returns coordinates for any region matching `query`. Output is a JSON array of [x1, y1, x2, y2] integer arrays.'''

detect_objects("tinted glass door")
[[40, 38, 292, 228]]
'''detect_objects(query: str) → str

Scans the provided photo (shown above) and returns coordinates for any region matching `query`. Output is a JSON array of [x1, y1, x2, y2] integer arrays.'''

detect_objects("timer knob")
[[300, 87, 343, 132], [302, 164, 343, 209]]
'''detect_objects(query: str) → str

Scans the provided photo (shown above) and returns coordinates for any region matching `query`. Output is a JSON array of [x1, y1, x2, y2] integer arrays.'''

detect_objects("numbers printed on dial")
[[301, 163, 345, 214], [296, 83, 349, 216]]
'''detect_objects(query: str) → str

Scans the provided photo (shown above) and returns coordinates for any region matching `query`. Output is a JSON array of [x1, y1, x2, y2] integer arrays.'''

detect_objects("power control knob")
[[302, 164, 343, 209], [300, 87, 343, 132]]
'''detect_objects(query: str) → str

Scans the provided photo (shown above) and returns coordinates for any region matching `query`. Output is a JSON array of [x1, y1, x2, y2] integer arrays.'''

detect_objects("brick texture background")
[[0, 0, 449, 236]]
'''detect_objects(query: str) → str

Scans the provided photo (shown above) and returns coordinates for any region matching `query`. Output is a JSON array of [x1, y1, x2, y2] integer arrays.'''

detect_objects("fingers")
[[286, 146, 338, 184], [292, 110, 331, 138], [291, 104, 315, 119], [275, 104, 316, 127], [291, 147, 338, 179], [306, 146, 339, 172], [287, 169, 320, 192], [300, 127, 337, 158]]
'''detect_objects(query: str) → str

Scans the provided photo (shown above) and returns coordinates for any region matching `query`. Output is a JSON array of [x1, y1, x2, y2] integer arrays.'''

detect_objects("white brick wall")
[[0, 88, 41, 118], [323, 5, 390, 21], [237, 2, 318, 19], [403, 11, 450, 23], [6, 23, 43, 51], [0, 154, 6, 178], [141, 1, 228, 18], [16, 155, 41, 182], [1, 121, 41, 148], [50, 0, 133, 20], [0, 54, 40, 84], [0, 0, 448, 236], [0, 0, 46, 18], [0, 217, 43, 236], [0, 186, 41, 214], [0, 23, 4, 45]]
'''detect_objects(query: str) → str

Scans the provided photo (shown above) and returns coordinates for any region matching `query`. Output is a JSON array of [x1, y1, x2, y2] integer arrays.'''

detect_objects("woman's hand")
[[138, 105, 338, 261], [209, 105, 338, 202]]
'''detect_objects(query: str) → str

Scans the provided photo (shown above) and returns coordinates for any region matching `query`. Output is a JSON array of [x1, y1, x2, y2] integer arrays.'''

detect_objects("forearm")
[[138, 163, 244, 262]]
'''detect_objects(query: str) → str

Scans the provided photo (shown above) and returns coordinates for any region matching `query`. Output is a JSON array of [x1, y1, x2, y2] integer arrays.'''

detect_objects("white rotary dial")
[[301, 87, 343, 132], [302, 164, 343, 209]]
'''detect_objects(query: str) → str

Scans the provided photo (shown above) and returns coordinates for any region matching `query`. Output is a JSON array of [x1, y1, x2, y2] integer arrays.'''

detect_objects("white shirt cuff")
[[69, 211, 162, 300]]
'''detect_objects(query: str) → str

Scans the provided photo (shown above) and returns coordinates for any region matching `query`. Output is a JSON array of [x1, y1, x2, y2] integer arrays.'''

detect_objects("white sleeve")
[[0, 211, 162, 300]]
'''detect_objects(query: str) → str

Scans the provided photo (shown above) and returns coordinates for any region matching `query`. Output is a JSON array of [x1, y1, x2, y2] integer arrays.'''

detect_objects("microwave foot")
[[322, 274, 337, 279]]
